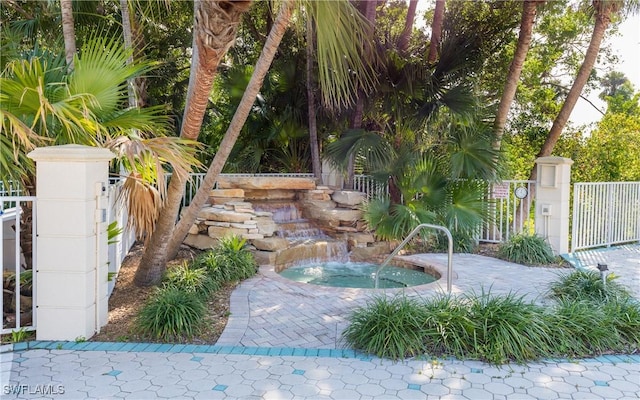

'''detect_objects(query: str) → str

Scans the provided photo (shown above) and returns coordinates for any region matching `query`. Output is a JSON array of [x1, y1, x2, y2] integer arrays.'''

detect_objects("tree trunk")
[[165, 0, 295, 260], [60, 0, 76, 69], [493, 0, 540, 151], [427, 0, 444, 64], [135, 0, 252, 287], [529, 3, 612, 182], [345, 0, 376, 190], [306, 17, 322, 181], [397, 0, 418, 54], [120, 0, 138, 108]]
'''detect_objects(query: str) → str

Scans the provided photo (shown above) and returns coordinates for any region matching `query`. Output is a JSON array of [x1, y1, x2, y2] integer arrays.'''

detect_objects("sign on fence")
[[491, 183, 510, 199]]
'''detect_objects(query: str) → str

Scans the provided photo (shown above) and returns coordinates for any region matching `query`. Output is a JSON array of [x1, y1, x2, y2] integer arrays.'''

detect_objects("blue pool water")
[[279, 261, 437, 288]]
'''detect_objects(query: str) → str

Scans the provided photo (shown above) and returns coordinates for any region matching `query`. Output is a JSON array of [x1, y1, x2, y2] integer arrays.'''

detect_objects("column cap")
[[28, 144, 115, 162], [534, 156, 574, 166]]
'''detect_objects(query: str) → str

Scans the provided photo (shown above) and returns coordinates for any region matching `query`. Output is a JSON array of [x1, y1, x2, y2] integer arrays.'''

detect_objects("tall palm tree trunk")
[[528, 1, 614, 182], [306, 16, 322, 181], [60, 0, 76, 69], [165, 0, 296, 260], [427, 0, 445, 64], [120, 0, 138, 108], [135, 0, 252, 286], [493, 0, 541, 151], [397, 0, 418, 54]]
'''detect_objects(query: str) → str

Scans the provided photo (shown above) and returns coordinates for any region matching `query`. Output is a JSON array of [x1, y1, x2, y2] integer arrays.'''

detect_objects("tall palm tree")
[[493, 0, 543, 151], [397, 0, 418, 54], [60, 0, 76, 69], [135, 0, 378, 285], [530, 0, 630, 181], [427, 0, 445, 63], [306, 16, 321, 180]]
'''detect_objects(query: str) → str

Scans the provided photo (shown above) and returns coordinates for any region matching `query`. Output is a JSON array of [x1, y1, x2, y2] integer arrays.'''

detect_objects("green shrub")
[[343, 296, 428, 360], [465, 291, 553, 363], [421, 294, 475, 359], [603, 298, 640, 347], [136, 287, 206, 341], [163, 263, 218, 297], [549, 270, 631, 303], [194, 235, 257, 284], [497, 234, 555, 265]]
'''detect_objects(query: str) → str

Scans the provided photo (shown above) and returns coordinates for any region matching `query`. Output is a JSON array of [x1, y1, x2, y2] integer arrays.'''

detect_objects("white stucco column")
[[28, 145, 114, 340], [534, 156, 573, 255]]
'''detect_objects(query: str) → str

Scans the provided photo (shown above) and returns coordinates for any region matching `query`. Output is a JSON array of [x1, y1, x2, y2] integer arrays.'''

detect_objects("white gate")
[[571, 182, 640, 252], [1, 196, 37, 335], [480, 180, 536, 243]]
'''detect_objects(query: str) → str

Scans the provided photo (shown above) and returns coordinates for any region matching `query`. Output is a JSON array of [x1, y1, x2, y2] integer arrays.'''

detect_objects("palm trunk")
[[60, 0, 76, 69], [120, 0, 138, 108], [135, 0, 252, 286], [306, 17, 322, 181], [397, 0, 418, 54], [529, 4, 612, 182], [165, 0, 295, 261], [427, 0, 444, 64], [346, 0, 376, 190], [493, 0, 540, 151]]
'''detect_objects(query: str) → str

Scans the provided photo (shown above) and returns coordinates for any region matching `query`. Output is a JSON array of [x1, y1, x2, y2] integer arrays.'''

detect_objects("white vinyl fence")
[[1, 196, 37, 335], [571, 182, 640, 252], [478, 180, 536, 243], [106, 181, 136, 297]]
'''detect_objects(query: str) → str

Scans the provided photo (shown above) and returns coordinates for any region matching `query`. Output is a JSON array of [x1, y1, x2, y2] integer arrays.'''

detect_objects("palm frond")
[[324, 129, 393, 172]]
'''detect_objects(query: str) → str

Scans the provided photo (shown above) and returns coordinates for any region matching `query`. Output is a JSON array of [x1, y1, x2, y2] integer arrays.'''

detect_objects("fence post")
[[28, 145, 114, 340], [534, 156, 573, 255]]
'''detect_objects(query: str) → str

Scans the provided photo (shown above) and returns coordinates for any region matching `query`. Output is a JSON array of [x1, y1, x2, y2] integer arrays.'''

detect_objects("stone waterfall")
[[183, 177, 392, 269]]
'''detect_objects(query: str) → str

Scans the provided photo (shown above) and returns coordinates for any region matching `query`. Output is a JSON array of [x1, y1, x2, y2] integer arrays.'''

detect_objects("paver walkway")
[[2, 246, 639, 399]]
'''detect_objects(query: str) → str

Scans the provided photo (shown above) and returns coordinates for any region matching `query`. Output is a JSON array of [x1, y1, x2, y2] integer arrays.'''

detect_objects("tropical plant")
[[497, 233, 556, 265], [549, 270, 631, 302], [163, 263, 218, 297], [136, 286, 206, 341]]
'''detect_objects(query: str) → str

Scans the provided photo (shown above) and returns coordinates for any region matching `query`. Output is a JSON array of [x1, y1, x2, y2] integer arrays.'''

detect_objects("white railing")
[[1, 196, 37, 335], [353, 175, 389, 199], [106, 182, 136, 297], [480, 180, 536, 243], [571, 182, 640, 252]]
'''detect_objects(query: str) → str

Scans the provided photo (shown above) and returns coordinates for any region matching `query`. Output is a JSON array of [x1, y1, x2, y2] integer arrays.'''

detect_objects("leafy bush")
[[194, 235, 257, 284], [550, 270, 631, 303], [136, 287, 206, 341], [497, 234, 555, 265], [420, 294, 475, 359], [163, 263, 218, 297], [343, 296, 427, 360]]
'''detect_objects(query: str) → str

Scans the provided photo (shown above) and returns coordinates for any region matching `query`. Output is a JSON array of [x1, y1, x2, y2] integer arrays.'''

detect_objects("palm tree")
[[427, 0, 445, 63], [306, 16, 321, 180], [530, 0, 630, 181], [60, 0, 76, 68], [493, 0, 543, 151], [135, 0, 378, 286], [397, 0, 418, 55]]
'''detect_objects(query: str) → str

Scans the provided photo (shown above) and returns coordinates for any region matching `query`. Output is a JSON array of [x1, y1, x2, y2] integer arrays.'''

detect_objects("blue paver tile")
[[142, 343, 162, 352], [318, 349, 331, 357], [13, 357, 27, 363], [117, 343, 139, 352], [194, 345, 210, 353], [13, 342, 28, 351], [471, 368, 483, 373], [104, 370, 122, 377], [267, 348, 282, 356], [73, 342, 93, 350], [254, 347, 269, 356], [205, 346, 222, 354], [93, 342, 112, 351], [105, 343, 127, 352], [190, 356, 204, 362], [60, 342, 78, 350], [181, 344, 198, 353], [32, 341, 52, 349], [594, 380, 609, 386], [304, 349, 319, 357], [341, 350, 356, 358], [212, 385, 228, 392], [293, 348, 306, 357], [218, 346, 234, 354], [230, 347, 244, 354], [130, 343, 150, 352], [292, 369, 305, 375], [169, 344, 186, 352], [408, 384, 421, 390], [280, 348, 294, 356], [242, 347, 258, 355], [156, 344, 173, 352]]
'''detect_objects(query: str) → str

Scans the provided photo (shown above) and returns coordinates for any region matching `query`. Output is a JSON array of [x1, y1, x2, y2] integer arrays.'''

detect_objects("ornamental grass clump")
[[549, 270, 631, 303], [163, 262, 218, 298], [136, 287, 206, 341], [193, 235, 257, 284], [497, 233, 555, 265], [342, 296, 427, 360]]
